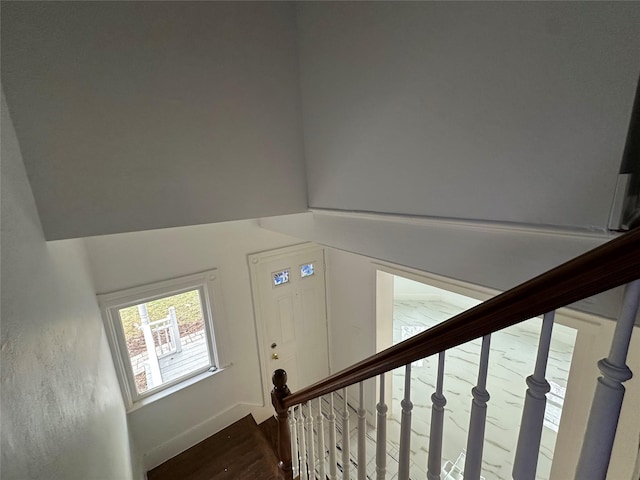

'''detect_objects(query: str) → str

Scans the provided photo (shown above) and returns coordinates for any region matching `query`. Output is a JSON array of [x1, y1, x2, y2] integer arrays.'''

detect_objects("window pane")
[[118, 289, 211, 395], [273, 270, 289, 286], [300, 263, 314, 278]]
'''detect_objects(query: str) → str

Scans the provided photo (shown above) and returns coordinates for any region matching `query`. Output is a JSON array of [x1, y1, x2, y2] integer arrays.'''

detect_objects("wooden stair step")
[[148, 414, 281, 480], [257, 415, 279, 457]]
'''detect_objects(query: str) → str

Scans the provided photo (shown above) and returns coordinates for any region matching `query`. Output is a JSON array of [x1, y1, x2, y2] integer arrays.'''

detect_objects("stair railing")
[[271, 227, 640, 480]]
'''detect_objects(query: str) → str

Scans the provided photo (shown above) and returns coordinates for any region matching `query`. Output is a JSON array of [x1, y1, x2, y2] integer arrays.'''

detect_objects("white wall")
[[326, 249, 377, 373], [83, 220, 306, 470], [1, 93, 134, 480], [1, 2, 307, 240], [297, 2, 640, 229], [394, 277, 481, 312], [394, 276, 434, 298], [261, 211, 627, 321], [325, 248, 378, 417]]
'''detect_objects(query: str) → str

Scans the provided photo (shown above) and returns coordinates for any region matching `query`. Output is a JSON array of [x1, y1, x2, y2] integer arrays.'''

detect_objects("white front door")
[[249, 244, 329, 395]]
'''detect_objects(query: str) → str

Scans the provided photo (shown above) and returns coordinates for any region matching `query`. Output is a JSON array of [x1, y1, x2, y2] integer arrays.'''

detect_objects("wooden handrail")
[[282, 227, 640, 408]]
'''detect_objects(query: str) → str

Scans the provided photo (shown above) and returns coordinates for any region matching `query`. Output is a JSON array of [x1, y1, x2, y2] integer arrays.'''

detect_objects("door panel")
[[278, 296, 296, 344], [251, 245, 329, 396]]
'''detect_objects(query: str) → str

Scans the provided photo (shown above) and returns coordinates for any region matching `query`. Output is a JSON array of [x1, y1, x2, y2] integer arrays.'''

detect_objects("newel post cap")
[[271, 369, 291, 414], [272, 369, 288, 388]]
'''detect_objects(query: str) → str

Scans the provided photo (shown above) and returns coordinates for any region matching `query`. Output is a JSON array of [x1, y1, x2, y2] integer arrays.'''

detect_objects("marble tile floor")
[[291, 299, 576, 480], [387, 299, 577, 480]]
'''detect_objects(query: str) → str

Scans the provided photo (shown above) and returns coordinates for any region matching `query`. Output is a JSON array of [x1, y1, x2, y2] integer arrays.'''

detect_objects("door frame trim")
[[248, 242, 328, 407]]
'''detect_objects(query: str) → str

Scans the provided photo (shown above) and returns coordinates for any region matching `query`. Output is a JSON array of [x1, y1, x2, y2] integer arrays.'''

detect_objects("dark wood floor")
[[148, 415, 281, 480]]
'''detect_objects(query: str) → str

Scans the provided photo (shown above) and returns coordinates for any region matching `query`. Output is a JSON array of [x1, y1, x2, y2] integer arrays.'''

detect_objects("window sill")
[[126, 365, 228, 413]]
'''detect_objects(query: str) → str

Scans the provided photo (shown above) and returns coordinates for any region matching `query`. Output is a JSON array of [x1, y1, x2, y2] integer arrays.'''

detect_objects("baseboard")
[[142, 402, 263, 472], [251, 403, 278, 425]]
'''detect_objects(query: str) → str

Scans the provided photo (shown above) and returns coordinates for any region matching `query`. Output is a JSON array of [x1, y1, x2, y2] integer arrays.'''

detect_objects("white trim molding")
[[259, 210, 626, 320]]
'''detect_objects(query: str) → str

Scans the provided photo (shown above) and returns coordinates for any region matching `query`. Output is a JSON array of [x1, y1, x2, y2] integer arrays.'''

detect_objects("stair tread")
[[257, 415, 279, 457], [147, 414, 281, 480]]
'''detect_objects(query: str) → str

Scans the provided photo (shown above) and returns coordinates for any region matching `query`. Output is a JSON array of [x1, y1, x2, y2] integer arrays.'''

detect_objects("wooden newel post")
[[272, 369, 293, 480]]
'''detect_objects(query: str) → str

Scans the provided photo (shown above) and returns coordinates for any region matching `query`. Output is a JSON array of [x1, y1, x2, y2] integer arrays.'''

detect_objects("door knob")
[[272, 353, 279, 360]]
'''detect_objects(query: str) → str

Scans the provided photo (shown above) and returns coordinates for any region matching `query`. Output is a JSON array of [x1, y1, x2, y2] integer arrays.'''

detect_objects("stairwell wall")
[[83, 220, 307, 470], [1, 92, 135, 480], [1, 2, 307, 240]]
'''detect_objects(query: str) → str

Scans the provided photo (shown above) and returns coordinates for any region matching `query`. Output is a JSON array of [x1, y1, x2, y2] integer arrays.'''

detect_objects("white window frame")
[[98, 269, 227, 410]]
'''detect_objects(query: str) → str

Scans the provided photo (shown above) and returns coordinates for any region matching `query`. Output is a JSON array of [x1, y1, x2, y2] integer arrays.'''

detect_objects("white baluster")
[[316, 397, 326, 480], [463, 334, 491, 480], [513, 311, 555, 480], [358, 382, 367, 480], [342, 388, 351, 480], [329, 393, 338, 480], [427, 351, 447, 480], [398, 363, 413, 480], [576, 279, 640, 480], [307, 402, 316, 479], [290, 406, 299, 478], [376, 374, 388, 480], [298, 405, 309, 480]]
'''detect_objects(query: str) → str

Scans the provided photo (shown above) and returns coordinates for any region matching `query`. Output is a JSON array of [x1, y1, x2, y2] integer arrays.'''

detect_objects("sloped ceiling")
[[1, 2, 307, 239], [3, 2, 640, 239], [297, 2, 640, 230]]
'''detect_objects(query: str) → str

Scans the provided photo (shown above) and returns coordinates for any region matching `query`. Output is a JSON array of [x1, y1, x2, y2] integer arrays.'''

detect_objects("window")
[[99, 270, 226, 408], [273, 269, 289, 286], [300, 263, 314, 278]]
